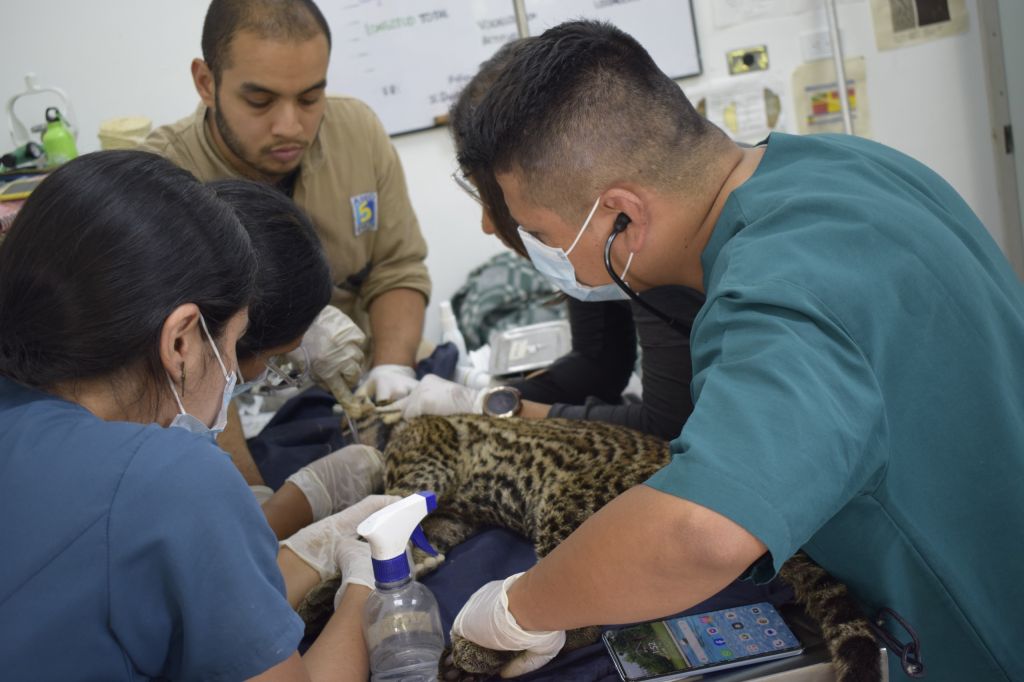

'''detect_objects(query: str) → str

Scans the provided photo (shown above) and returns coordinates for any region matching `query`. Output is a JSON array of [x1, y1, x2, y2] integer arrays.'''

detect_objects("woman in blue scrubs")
[[0, 151, 382, 680]]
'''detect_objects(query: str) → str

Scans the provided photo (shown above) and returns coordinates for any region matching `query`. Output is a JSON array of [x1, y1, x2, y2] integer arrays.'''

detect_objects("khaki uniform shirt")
[[142, 97, 431, 332]]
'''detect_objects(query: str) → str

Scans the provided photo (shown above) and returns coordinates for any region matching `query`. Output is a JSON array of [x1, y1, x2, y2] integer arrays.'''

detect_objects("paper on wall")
[[870, 0, 968, 51], [712, 0, 864, 30], [792, 57, 871, 137], [688, 77, 787, 144]]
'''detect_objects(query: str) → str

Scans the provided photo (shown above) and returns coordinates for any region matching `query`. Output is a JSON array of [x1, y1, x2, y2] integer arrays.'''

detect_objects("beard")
[[212, 95, 305, 181]]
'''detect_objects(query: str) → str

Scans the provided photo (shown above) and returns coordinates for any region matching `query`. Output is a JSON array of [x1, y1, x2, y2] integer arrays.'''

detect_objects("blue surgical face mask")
[[518, 197, 635, 302], [166, 314, 236, 441]]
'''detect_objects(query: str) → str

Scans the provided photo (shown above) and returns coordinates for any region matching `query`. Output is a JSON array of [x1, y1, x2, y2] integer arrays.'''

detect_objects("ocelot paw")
[[412, 548, 446, 578], [295, 577, 341, 638], [438, 634, 518, 680]]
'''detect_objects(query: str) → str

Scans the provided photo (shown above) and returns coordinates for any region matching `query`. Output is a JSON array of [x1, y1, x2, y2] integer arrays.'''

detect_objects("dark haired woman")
[[206, 179, 383, 541], [0, 151, 386, 681]]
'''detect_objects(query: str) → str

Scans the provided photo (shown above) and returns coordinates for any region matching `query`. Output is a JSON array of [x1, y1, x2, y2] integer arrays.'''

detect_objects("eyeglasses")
[[262, 344, 312, 392], [451, 168, 483, 206]]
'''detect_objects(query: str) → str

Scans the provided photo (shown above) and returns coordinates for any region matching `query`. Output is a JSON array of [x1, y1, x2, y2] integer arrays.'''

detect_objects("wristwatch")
[[480, 386, 522, 418]]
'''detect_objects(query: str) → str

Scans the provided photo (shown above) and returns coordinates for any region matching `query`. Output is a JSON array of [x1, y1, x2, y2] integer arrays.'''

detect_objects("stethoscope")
[[604, 213, 692, 336]]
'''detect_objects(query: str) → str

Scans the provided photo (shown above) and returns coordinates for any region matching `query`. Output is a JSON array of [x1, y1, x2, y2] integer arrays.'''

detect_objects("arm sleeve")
[[358, 107, 432, 308], [107, 431, 303, 681], [511, 299, 636, 405], [546, 287, 703, 440], [645, 281, 887, 578]]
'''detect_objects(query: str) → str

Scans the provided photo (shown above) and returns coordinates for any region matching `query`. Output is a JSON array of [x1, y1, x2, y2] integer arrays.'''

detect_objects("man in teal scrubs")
[[447, 21, 1024, 681]]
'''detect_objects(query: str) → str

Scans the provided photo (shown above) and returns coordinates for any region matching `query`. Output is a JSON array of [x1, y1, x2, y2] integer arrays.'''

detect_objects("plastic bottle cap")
[[359, 492, 439, 583]]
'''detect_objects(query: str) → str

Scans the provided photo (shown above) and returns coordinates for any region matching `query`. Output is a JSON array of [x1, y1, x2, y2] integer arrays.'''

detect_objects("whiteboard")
[[321, 0, 701, 135]]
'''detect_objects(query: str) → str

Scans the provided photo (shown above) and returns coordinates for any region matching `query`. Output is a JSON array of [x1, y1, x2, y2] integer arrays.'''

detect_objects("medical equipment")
[[488, 319, 571, 376]]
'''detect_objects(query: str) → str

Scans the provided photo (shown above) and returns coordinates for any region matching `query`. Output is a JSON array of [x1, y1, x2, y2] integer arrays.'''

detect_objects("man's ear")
[[603, 187, 649, 254], [192, 59, 217, 109], [160, 303, 202, 384]]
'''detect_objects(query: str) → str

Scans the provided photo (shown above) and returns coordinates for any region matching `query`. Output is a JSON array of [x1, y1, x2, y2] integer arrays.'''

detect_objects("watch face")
[[485, 389, 519, 416]]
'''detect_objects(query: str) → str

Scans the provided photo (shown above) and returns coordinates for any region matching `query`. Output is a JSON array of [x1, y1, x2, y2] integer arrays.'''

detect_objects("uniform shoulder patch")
[[350, 192, 378, 236]]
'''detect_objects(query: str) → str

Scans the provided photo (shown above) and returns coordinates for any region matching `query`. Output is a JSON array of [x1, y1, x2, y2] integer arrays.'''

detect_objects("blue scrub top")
[[646, 133, 1024, 680], [0, 378, 304, 680]]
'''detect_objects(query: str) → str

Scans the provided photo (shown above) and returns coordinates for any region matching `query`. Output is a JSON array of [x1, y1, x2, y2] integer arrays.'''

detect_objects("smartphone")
[[603, 602, 804, 682]]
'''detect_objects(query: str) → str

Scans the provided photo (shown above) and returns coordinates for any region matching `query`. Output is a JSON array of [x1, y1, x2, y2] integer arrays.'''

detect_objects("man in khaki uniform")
[[144, 0, 431, 484]]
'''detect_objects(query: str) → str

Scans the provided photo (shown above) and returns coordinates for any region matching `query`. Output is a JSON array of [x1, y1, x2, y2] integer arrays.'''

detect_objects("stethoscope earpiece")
[[603, 212, 689, 336]]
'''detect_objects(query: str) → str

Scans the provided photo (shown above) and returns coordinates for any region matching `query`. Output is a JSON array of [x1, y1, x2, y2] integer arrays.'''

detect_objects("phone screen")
[[603, 602, 803, 682]]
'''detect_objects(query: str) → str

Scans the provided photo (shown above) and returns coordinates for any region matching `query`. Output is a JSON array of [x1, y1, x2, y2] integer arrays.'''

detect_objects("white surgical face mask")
[[166, 314, 236, 440], [518, 197, 635, 302]]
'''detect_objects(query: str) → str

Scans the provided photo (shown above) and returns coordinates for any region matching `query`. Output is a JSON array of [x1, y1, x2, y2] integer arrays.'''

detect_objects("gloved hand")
[[300, 305, 367, 402], [377, 374, 485, 419], [250, 485, 275, 505], [281, 494, 401, 582], [358, 364, 419, 402], [452, 573, 566, 678], [332, 534, 377, 609], [285, 444, 385, 522]]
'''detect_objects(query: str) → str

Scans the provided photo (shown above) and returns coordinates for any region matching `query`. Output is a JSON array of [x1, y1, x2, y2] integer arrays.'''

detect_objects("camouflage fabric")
[[451, 252, 568, 350]]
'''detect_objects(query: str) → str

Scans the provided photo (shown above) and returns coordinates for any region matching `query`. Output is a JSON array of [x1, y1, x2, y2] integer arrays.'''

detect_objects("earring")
[[180, 364, 186, 396]]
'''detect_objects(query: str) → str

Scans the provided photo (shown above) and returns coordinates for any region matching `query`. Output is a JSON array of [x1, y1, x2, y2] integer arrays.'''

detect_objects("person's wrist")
[[506, 570, 541, 632], [279, 545, 323, 607], [372, 362, 415, 374], [505, 572, 529, 629], [285, 466, 332, 521]]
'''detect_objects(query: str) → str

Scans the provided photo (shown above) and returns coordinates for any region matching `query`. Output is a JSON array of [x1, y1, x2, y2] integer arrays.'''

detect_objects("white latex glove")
[[357, 364, 419, 402], [250, 485, 274, 505], [281, 494, 401, 581], [285, 444, 385, 522], [452, 573, 566, 678], [300, 305, 367, 401], [378, 374, 485, 419], [333, 535, 376, 610]]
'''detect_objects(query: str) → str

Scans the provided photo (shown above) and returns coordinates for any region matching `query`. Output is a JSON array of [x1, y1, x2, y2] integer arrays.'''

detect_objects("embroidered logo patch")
[[350, 192, 378, 236]]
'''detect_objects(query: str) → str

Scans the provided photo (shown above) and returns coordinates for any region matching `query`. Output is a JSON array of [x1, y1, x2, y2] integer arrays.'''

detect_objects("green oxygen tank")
[[42, 107, 78, 167]]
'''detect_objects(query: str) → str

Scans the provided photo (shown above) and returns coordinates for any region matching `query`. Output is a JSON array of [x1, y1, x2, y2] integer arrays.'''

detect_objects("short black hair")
[[0, 151, 256, 395], [450, 38, 535, 256], [458, 20, 716, 218], [202, 0, 332, 80], [208, 179, 332, 360]]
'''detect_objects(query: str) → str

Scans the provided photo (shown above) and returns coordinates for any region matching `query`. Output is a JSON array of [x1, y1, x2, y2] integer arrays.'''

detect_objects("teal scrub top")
[[0, 378, 304, 680], [645, 133, 1024, 680]]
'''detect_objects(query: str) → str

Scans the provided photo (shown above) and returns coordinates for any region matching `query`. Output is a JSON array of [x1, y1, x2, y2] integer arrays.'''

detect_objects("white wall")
[[1, 0, 1013, 340], [680, 0, 1008, 260], [996, 0, 1024, 250]]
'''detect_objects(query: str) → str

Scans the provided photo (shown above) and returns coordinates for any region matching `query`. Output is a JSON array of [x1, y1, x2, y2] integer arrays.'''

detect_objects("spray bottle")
[[358, 491, 445, 681]]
